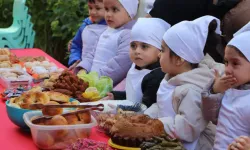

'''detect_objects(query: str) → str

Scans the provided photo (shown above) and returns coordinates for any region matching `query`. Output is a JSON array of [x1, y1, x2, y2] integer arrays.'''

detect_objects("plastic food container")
[[0, 68, 32, 89], [23, 111, 97, 149]]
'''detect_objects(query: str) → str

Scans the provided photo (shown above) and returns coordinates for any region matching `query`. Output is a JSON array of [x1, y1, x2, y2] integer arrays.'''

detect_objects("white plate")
[[80, 100, 147, 113]]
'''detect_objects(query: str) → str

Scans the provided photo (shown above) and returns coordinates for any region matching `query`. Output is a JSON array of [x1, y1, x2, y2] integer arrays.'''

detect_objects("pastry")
[[36, 132, 55, 148], [18, 91, 50, 109], [0, 61, 11, 68], [0, 48, 10, 55], [49, 115, 68, 125], [38, 73, 50, 79], [42, 101, 63, 116], [64, 113, 79, 125], [44, 91, 70, 103], [77, 111, 91, 124], [0, 55, 9, 61]]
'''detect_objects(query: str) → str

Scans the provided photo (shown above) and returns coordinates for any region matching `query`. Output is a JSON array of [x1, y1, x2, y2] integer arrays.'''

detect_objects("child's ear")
[[176, 57, 185, 66]]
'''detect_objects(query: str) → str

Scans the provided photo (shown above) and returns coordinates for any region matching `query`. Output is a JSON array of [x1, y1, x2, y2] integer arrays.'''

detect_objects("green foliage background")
[[0, 0, 89, 66]]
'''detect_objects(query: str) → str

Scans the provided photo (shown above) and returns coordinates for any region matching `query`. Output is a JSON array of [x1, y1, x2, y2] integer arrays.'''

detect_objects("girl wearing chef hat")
[[201, 22, 250, 150], [105, 18, 170, 108], [76, 0, 139, 86], [144, 16, 223, 150]]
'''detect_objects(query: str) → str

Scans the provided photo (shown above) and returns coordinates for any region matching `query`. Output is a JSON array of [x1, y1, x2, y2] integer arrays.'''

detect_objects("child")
[[144, 16, 222, 150], [76, 0, 139, 86], [228, 136, 250, 150], [68, 0, 107, 67], [104, 18, 170, 108], [202, 22, 250, 150]]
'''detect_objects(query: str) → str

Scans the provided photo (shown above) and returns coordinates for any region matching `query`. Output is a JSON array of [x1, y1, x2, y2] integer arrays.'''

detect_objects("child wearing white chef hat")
[[144, 16, 223, 150], [76, 0, 139, 86], [201, 22, 250, 150], [104, 18, 171, 108]]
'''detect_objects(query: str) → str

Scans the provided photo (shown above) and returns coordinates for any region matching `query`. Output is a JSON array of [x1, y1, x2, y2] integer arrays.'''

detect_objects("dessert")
[[97, 114, 165, 147]]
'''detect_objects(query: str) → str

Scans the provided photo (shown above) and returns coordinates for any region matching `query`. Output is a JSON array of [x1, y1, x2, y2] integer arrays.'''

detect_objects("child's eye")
[[141, 44, 149, 50], [105, 7, 108, 11], [96, 7, 101, 10], [232, 62, 239, 66], [224, 60, 228, 66], [113, 8, 118, 12], [130, 43, 137, 49], [89, 7, 93, 10]]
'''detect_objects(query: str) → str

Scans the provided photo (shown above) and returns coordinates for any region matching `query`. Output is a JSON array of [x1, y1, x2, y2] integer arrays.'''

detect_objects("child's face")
[[224, 46, 250, 87], [88, 1, 105, 23], [103, 0, 131, 28], [130, 41, 159, 68], [159, 41, 177, 75]]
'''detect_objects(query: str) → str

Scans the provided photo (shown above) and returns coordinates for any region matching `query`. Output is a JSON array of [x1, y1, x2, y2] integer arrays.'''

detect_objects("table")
[[0, 48, 109, 150]]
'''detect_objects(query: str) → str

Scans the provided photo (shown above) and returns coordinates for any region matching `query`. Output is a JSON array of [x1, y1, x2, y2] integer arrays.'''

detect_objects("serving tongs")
[[31, 104, 104, 124], [29, 103, 104, 110]]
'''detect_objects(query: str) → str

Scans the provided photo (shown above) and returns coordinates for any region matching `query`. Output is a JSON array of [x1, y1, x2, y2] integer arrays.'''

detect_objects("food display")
[[97, 114, 165, 147], [140, 134, 185, 150], [65, 139, 113, 150], [52, 70, 90, 102], [24, 61, 64, 80], [0, 68, 32, 88]]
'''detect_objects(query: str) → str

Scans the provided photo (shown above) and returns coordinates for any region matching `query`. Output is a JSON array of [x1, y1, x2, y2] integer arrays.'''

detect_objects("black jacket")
[[149, 0, 240, 26], [111, 62, 165, 108]]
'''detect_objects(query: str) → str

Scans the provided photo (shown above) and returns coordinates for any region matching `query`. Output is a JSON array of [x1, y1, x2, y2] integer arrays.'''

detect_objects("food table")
[[0, 48, 109, 150]]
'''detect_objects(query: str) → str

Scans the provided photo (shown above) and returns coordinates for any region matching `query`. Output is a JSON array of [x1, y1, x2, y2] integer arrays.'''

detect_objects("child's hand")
[[228, 136, 250, 150], [212, 70, 237, 94], [102, 93, 114, 100], [68, 60, 81, 71]]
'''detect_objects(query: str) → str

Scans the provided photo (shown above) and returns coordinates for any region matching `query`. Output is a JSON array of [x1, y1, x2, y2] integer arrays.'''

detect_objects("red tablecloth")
[[0, 48, 109, 150]]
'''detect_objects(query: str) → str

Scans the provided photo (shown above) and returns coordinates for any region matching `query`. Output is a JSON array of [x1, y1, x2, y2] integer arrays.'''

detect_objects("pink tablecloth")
[[0, 48, 109, 150]]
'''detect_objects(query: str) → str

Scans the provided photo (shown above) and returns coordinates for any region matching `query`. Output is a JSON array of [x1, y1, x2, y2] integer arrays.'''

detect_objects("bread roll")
[[0, 55, 9, 61]]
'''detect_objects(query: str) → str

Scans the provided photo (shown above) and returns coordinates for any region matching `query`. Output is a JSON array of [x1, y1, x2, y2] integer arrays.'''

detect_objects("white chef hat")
[[119, 0, 139, 19], [227, 22, 250, 61], [131, 18, 171, 50], [163, 15, 221, 64], [145, 0, 155, 13]]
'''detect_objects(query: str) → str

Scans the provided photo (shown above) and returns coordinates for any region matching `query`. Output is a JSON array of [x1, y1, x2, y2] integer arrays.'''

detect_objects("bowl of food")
[[6, 91, 80, 129], [23, 110, 97, 149], [6, 100, 34, 129]]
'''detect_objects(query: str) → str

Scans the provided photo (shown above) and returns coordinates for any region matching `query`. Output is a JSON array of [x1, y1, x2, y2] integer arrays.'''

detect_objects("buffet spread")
[[1, 48, 185, 150]]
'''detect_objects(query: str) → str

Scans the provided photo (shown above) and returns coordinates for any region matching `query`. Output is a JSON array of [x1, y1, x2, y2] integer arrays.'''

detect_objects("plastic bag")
[[77, 72, 113, 99]]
